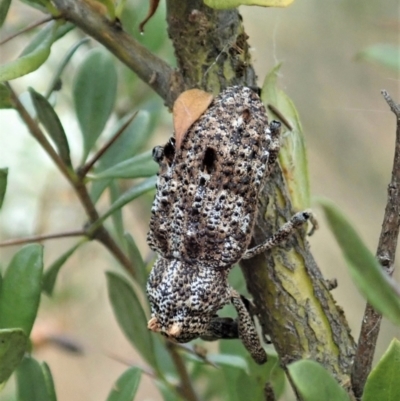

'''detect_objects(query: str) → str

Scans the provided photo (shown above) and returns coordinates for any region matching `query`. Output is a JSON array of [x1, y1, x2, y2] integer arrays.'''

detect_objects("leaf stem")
[[78, 111, 138, 178], [0, 230, 86, 248], [0, 16, 59, 46], [351, 90, 400, 399]]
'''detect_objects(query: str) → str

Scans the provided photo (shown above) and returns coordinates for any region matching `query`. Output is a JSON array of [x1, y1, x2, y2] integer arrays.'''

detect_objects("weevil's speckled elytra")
[[147, 86, 313, 364]]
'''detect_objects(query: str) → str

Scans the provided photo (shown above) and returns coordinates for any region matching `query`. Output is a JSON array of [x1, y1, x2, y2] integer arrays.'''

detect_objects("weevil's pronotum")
[[146, 86, 313, 364]]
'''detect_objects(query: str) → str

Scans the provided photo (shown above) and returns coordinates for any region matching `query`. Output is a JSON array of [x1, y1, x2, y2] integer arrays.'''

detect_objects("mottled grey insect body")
[[146, 86, 311, 364]]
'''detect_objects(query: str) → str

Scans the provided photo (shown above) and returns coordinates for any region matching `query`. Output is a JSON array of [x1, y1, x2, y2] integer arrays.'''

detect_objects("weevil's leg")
[[266, 120, 281, 175], [243, 210, 318, 260], [200, 317, 239, 341], [230, 289, 267, 364]]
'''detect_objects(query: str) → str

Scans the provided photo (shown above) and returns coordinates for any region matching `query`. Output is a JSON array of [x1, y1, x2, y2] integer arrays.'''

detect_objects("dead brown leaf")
[[173, 89, 214, 149], [139, 0, 161, 33]]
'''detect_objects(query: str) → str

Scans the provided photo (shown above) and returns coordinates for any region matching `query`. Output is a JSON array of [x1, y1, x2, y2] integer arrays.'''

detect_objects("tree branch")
[[351, 90, 400, 399], [52, 0, 184, 108]]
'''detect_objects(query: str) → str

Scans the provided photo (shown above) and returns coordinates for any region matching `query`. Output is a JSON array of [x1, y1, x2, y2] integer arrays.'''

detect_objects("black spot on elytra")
[[201, 147, 217, 174]]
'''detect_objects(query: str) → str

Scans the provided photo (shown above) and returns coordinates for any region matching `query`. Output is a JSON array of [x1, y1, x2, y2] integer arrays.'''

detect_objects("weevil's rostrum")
[[146, 86, 311, 364]]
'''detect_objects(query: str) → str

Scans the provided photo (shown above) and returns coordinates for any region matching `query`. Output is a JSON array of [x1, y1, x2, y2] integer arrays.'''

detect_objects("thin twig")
[[52, 0, 184, 107], [104, 351, 156, 378], [351, 90, 400, 399], [167, 343, 200, 401], [79, 111, 138, 177], [0, 230, 86, 248], [0, 16, 57, 46]]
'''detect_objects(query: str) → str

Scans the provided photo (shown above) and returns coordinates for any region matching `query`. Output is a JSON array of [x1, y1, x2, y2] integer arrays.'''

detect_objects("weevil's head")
[[146, 257, 230, 343]]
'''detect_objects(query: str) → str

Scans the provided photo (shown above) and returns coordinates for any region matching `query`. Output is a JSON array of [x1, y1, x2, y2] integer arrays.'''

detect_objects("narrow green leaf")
[[91, 150, 158, 180], [0, 83, 13, 108], [106, 367, 142, 401], [43, 242, 83, 296], [262, 64, 310, 209], [0, 0, 12, 27], [208, 354, 249, 373], [16, 356, 52, 401], [106, 272, 156, 367], [20, 0, 59, 14], [318, 198, 400, 326], [358, 44, 400, 72], [19, 22, 73, 58], [109, 180, 125, 243], [0, 244, 43, 335], [95, 176, 156, 228], [0, 167, 8, 209], [41, 362, 58, 401], [73, 48, 118, 161], [29, 87, 72, 167], [204, 0, 294, 9], [124, 233, 147, 289], [0, 328, 28, 384], [0, 22, 72, 83], [363, 338, 400, 401], [288, 360, 350, 401], [45, 38, 90, 99], [90, 111, 151, 202]]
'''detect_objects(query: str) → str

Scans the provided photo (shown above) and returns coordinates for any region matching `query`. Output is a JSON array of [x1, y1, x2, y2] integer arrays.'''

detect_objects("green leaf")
[[19, 0, 59, 14], [208, 353, 249, 373], [363, 338, 400, 401], [219, 340, 282, 401], [288, 360, 350, 401], [41, 362, 58, 401], [95, 176, 156, 228], [73, 48, 118, 161], [29, 87, 72, 167], [106, 367, 142, 401], [43, 242, 83, 296], [90, 111, 151, 202], [0, 244, 43, 335], [204, 0, 294, 9], [124, 233, 147, 289], [91, 150, 158, 180], [109, 180, 125, 244], [261, 64, 310, 209], [0, 22, 72, 82], [45, 37, 90, 99], [0, 167, 8, 209], [106, 272, 156, 367], [358, 44, 400, 72], [16, 356, 53, 401], [0, 0, 12, 27], [0, 328, 28, 385], [0, 83, 13, 108], [318, 198, 400, 326]]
